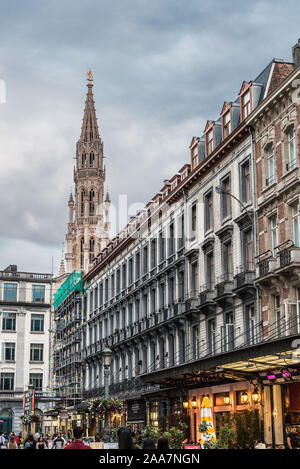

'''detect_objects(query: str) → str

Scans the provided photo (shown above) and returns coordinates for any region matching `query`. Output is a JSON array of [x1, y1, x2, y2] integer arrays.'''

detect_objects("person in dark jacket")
[[142, 438, 156, 449], [118, 428, 137, 449], [157, 437, 170, 450]]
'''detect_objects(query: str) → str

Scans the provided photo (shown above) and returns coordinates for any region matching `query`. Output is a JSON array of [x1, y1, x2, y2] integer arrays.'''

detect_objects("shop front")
[[188, 381, 262, 445], [258, 368, 300, 447]]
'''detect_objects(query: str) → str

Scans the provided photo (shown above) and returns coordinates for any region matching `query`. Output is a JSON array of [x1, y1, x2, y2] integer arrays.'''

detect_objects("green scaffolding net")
[[54, 270, 83, 310]]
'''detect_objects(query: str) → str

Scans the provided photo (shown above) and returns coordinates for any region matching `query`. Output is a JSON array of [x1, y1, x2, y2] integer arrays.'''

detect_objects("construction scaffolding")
[[52, 271, 84, 408]]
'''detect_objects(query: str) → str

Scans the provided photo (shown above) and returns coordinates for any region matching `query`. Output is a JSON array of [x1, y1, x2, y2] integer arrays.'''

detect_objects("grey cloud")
[[0, 0, 299, 272]]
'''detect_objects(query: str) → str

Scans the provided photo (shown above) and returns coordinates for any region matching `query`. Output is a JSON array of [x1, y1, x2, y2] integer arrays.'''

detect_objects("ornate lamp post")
[[102, 347, 113, 443]]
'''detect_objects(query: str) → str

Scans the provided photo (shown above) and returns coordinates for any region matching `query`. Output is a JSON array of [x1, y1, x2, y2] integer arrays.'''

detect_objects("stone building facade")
[[0, 265, 53, 434], [80, 51, 299, 442]]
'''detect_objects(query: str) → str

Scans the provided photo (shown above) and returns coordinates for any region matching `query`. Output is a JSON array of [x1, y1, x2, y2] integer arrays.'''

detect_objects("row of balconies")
[[258, 246, 300, 279], [88, 250, 186, 317], [83, 303, 187, 359]]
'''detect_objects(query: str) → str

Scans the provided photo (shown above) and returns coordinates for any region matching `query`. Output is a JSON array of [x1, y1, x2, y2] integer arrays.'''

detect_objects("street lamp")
[[102, 347, 113, 444]]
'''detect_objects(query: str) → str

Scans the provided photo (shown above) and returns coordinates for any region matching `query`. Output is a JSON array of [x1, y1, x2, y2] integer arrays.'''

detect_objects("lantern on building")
[[241, 391, 248, 404], [252, 388, 260, 404], [191, 396, 198, 409]]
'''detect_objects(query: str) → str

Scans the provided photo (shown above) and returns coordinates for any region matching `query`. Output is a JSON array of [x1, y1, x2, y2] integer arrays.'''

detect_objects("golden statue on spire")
[[86, 69, 93, 84]]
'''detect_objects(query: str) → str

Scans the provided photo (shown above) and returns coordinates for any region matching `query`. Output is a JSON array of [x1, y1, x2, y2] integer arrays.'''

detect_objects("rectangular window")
[[2, 342, 15, 361], [293, 203, 300, 247], [245, 304, 256, 345], [191, 204, 197, 241], [223, 111, 231, 138], [169, 277, 175, 304], [2, 312, 16, 331], [169, 222, 175, 256], [30, 344, 44, 362], [191, 262, 198, 297], [128, 258, 133, 284], [177, 212, 185, 249], [32, 285, 45, 303], [240, 160, 251, 204], [159, 232, 165, 262], [99, 283, 103, 306], [242, 90, 251, 119], [206, 252, 214, 289], [288, 128, 295, 170], [271, 215, 278, 256], [224, 312, 234, 351], [29, 373, 43, 392], [31, 314, 44, 332], [3, 283, 17, 301], [244, 230, 254, 270], [223, 241, 233, 280], [221, 175, 231, 220], [205, 191, 213, 232], [111, 274, 115, 298], [151, 239, 157, 268], [192, 325, 200, 359], [122, 263, 127, 289], [267, 146, 275, 185], [178, 271, 185, 301], [116, 269, 121, 293], [0, 373, 14, 391], [191, 145, 198, 170], [135, 252, 140, 279], [208, 319, 216, 354], [105, 279, 109, 302], [143, 246, 148, 274], [206, 129, 214, 155]]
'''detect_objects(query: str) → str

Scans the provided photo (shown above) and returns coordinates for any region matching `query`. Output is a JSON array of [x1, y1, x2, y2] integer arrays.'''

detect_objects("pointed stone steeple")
[[80, 70, 100, 142], [59, 242, 66, 276], [65, 71, 110, 273]]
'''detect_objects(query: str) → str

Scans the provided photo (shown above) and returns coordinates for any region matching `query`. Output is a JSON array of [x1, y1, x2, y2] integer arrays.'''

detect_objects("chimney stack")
[[292, 38, 300, 68]]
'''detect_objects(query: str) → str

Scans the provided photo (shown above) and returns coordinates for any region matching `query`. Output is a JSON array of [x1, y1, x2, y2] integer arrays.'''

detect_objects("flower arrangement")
[[87, 398, 126, 417], [20, 413, 41, 425]]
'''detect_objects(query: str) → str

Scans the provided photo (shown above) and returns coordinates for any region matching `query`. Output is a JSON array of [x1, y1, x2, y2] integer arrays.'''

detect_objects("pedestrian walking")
[[36, 436, 48, 449], [0, 432, 7, 449], [8, 436, 18, 449], [52, 432, 65, 449], [285, 427, 298, 449], [64, 427, 92, 449]]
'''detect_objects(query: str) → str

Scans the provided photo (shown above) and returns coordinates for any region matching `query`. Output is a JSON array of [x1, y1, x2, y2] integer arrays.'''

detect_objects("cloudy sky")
[[0, 0, 299, 274]]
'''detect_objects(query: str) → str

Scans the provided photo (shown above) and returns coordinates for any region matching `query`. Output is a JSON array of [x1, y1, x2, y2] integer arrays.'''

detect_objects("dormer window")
[[242, 91, 251, 119], [191, 145, 199, 170], [206, 129, 214, 155], [239, 82, 252, 121], [223, 111, 231, 138], [204, 122, 215, 157]]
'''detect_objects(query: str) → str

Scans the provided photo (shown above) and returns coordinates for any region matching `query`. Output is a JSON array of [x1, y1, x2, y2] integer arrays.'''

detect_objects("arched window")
[[80, 237, 84, 268], [89, 238, 95, 264], [82, 153, 87, 168], [89, 190, 95, 216], [89, 152, 95, 167], [81, 189, 85, 216]]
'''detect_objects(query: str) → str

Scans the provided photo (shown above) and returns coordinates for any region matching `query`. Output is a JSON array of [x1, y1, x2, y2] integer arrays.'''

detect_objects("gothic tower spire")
[[65, 71, 110, 273]]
